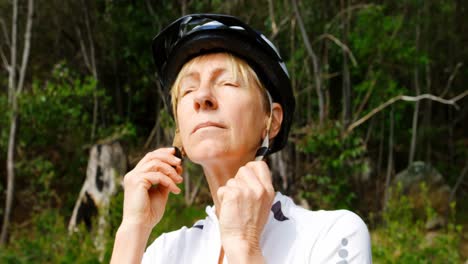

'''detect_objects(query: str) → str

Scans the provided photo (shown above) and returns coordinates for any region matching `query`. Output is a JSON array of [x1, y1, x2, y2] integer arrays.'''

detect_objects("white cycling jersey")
[[142, 192, 372, 264]]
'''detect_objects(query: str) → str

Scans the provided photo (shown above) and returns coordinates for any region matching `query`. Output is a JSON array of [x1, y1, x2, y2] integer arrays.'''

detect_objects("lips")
[[192, 121, 226, 134]]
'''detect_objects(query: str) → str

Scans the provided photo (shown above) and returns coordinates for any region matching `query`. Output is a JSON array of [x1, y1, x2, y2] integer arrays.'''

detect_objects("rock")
[[392, 161, 451, 227]]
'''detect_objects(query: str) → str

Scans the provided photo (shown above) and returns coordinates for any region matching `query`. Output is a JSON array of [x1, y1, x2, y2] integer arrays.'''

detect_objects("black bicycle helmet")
[[152, 14, 295, 154]]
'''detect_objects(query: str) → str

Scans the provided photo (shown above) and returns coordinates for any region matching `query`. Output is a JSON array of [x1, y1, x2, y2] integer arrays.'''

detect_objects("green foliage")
[[18, 69, 95, 149], [106, 186, 206, 259], [298, 122, 367, 209], [0, 0, 466, 261], [15, 157, 57, 209], [346, 6, 424, 118], [149, 192, 206, 243], [11, 68, 98, 215], [0, 209, 100, 263], [372, 183, 462, 263], [0, 185, 205, 263], [159, 108, 175, 130], [349, 6, 417, 65]]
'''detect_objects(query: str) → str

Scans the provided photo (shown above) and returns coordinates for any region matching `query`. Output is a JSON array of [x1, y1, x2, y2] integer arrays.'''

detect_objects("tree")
[[0, 0, 34, 245]]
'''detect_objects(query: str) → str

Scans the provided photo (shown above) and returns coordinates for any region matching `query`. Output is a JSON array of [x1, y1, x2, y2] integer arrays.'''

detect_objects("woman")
[[111, 14, 371, 264]]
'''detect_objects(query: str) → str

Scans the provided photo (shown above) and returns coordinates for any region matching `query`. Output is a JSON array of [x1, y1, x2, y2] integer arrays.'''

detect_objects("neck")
[[200, 153, 256, 216]]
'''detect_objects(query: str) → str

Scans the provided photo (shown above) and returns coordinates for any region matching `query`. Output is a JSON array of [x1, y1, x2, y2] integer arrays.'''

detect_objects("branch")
[[326, 4, 376, 31], [0, 47, 9, 71], [0, 17, 10, 46], [449, 161, 468, 203], [270, 16, 291, 40], [188, 174, 203, 205], [76, 26, 91, 73], [267, 0, 278, 36], [8, 0, 18, 104], [17, 0, 34, 95], [291, 0, 325, 125], [441, 62, 463, 98], [82, 0, 97, 79], [145, 0, 156, 17], [346, 91, 468, 134], [317, 33, 358, 67], [450, 90, 468, 102]]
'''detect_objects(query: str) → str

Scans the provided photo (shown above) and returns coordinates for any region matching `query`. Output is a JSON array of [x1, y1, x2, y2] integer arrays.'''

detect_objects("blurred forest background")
[[0, 0, 467, 263]]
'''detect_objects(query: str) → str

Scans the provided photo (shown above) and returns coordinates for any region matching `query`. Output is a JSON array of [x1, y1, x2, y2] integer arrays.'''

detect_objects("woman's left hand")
[[217, 160, 275, 263]]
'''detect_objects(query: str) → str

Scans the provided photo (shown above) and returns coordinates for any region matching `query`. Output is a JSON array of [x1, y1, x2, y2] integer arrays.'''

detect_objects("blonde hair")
[[170, 52, 270, 153]]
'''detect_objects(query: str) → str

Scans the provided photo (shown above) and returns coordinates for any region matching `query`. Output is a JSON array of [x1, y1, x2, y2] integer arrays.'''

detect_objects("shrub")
[[298, 122, 368, 209], [0, 209, 100, 263], [372, 183, 462, 263]]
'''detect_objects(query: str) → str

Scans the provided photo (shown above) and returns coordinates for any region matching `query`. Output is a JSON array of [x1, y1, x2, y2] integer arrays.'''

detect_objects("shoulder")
[[294, 206, 368, 235], [277, 193, 368, 235], [274, 194, 372, 263], [304, 209, 372, 263]]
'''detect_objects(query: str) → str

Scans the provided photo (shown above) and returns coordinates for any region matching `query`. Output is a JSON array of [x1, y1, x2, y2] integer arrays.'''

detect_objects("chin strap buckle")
[[255, 91, 273, 161]]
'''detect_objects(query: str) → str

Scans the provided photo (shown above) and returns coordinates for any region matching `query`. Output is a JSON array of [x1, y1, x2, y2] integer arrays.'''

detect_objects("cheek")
[[228, 96, 266, 133], [176, 103, 192, 138]]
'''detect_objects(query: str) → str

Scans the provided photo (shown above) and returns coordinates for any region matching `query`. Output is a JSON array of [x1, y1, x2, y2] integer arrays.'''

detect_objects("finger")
[[148, 185, 170, 208], [144, 171, 181, 194], [136, 148, 173, 166], [147, 150, 181, 167], [225, 178, 240, 188], [221, 186, 241, 202], [226, 178, 251, 200], [175, 164, 183, 175], [236, 166, 265, 198], [246, 161, 274, 195], [139, 159, 183, 183], [136, 147, 180, 167]]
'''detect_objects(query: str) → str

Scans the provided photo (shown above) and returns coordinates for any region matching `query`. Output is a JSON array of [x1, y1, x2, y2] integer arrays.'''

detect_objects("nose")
[[193, 86, 218, 111]]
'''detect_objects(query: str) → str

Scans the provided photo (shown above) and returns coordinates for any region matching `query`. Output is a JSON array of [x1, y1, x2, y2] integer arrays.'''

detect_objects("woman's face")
[[175, 53, 268, 165]]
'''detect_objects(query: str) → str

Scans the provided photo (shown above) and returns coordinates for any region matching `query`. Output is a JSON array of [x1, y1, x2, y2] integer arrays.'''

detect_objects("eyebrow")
[[181, 67, 231, 82]]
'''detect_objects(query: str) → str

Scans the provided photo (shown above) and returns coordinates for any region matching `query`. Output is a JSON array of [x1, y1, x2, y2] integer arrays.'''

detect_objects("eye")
[[180, 87, 194, 97], [222, 81, 239, 87]]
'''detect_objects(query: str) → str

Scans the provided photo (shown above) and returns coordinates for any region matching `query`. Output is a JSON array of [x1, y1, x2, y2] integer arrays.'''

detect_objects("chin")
[[185, 140, 232, 164]]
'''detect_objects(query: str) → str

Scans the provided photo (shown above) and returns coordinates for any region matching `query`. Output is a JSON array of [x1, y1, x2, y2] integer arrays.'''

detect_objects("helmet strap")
[[255, 91, 273, 161]]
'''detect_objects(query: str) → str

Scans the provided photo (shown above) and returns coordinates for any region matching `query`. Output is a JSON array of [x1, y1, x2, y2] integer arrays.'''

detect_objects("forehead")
[[180, 53, 237, 78]]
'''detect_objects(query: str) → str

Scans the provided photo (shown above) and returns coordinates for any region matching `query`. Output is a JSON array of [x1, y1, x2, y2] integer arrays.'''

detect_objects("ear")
[[268, 102, 283, 140]]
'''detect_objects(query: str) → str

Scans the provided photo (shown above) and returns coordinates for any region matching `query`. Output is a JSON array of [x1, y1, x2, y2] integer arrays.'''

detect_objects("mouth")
[[192, 121, 226, 134]]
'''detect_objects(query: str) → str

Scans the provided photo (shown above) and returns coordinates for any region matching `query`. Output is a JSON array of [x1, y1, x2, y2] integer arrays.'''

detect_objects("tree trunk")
[[1, 111, 17, 245], [291, 0, 325, 125], [270, 148, 289, 192], [383, 107, 394, 211], [424, 64, 432, 164], [7, 0, 17, 104], [69, 142, 127, 260], [267, 0, 278, 36], [76, 0, 99, 141], [84, 0, 99, 141], [1, 0, 34, 245], [341, 0, 352, 129], [409, 13, 421, 165], [183, 169, 203, 206], [375, 117, 384, 210]]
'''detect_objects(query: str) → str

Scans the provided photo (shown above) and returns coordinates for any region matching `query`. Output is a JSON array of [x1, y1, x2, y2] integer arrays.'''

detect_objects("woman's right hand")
[[121, 147, 183, 230]]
